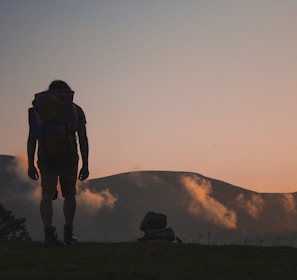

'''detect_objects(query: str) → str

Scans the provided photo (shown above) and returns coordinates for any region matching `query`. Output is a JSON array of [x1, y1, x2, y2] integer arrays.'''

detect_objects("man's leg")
[[39, 167, 61, 245], [60, 162, 78, 243], [63, 195, 77, 244], [40, 194, 53, 227], [63, 195, 76, 226], [40, 168, 58, 227]]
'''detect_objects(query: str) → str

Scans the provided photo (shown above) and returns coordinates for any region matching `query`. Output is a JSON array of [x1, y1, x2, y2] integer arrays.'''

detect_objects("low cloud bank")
[[12, 154, 118, 213], [181, 175, 237, 229], [235, 193, 265, 219]]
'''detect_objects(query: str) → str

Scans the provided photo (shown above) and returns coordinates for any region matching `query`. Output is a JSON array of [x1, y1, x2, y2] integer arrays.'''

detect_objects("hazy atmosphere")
[[1, 1, 297, 193], [2, 155, 297, 244]]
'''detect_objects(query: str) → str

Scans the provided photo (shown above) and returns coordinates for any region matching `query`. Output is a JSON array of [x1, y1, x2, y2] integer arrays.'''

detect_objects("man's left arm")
[[77, 122, 89, 180]]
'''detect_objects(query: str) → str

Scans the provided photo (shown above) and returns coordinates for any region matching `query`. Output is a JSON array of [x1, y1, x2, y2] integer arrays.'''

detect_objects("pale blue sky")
[[1, 0, 297, 192]]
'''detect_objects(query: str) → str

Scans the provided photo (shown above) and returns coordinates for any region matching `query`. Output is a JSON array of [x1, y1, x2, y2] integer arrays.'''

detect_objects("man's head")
[[48, 80, 72, 92]]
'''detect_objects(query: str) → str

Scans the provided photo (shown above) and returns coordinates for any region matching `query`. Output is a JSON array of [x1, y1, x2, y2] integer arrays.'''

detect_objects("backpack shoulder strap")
[[28, 107, 44, 138]]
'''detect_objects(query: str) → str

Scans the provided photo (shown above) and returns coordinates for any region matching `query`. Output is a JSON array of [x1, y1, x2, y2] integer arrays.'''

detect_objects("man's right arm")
[[27, 133, 39, 180]]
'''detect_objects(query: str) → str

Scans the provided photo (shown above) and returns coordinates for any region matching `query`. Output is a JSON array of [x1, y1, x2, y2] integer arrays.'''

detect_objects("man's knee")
[[42, 189, 58, 200], [63, 192, 76, 200]]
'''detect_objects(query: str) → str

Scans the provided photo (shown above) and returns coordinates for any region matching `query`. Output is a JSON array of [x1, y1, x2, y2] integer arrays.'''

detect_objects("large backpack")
[[138, 212, 176, 242], [29, 89, 78, 165], [140, 212, 167, 231]]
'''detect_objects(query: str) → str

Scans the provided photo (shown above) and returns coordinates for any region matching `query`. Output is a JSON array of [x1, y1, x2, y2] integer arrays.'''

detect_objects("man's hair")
[[48, 80, 72, 91]]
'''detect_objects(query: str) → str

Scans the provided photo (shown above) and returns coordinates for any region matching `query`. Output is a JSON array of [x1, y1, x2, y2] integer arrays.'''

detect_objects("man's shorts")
[[39, 162, 78, 199]]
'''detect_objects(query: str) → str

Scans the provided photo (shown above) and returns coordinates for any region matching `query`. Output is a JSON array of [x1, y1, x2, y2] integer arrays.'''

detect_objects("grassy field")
[[1, 241, 297, 280]]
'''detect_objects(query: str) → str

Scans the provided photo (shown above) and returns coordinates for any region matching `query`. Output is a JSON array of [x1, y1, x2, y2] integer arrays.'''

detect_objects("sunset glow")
[[1, 1, 297, 193]]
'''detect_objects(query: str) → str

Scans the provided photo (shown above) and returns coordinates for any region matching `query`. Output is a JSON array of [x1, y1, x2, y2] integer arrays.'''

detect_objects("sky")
[[1, 0, 297, 193]]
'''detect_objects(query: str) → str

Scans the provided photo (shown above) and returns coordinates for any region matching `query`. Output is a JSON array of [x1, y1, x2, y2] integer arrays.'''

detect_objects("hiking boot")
[[64, 225, 77, 244], [44, 226, 64, 247]]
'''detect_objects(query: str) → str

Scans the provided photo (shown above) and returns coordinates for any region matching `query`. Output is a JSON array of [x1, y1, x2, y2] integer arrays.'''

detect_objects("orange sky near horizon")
[[1, 1, 297, 193]]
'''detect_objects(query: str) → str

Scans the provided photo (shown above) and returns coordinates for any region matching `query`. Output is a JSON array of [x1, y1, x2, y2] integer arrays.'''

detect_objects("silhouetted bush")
[[0, 203, 31, 241]]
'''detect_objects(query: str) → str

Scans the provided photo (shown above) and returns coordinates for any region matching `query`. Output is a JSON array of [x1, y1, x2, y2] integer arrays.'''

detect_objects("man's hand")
[[79, 166, 89, 181], [28, 165, 39, 180]]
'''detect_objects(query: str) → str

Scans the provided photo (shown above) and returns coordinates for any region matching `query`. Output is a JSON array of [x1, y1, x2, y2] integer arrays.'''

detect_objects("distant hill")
[[1, 154, 297, 245]]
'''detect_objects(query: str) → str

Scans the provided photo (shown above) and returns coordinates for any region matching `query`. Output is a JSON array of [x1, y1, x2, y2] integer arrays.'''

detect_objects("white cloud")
[[181, 175, 237, 229]]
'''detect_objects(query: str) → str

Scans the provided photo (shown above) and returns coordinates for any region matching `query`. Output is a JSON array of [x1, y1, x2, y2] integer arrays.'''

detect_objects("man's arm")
[[77, 122, 89, 180], [27, 133, 39, 180]]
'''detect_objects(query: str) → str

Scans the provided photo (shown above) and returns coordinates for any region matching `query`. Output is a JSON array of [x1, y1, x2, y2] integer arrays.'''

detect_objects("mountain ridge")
[[1, 154, 297, 245]]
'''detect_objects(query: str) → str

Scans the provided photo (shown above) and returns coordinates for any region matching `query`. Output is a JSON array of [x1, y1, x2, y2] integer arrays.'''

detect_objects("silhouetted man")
[[27, 80, 89, 245]]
